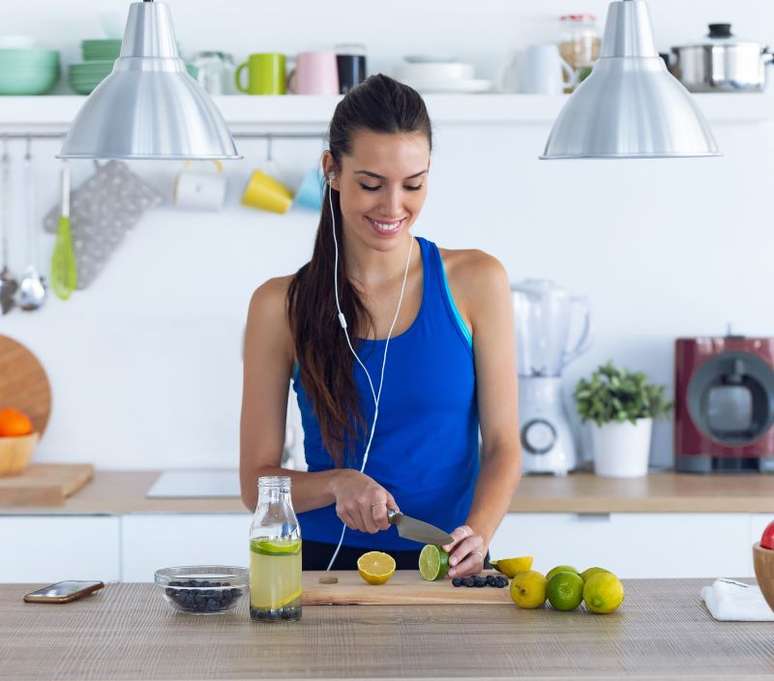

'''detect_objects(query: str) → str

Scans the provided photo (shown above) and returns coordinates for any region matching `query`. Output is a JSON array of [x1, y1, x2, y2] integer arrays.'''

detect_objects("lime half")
[[250, 538, 301, 556], [419, 544, 450, 581]]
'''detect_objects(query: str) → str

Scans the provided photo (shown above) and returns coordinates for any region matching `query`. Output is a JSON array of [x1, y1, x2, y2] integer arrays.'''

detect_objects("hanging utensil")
[[0, 138, 18, 314], [16, 137, 47, 311], [50, 160, 77, 300]]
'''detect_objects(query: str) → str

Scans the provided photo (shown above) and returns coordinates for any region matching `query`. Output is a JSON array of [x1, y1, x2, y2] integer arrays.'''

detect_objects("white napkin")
[[701, 578, 774, 621]]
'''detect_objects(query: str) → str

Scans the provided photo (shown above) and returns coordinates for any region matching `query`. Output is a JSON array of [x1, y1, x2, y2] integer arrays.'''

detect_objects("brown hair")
[[287, 74, 433, 466]]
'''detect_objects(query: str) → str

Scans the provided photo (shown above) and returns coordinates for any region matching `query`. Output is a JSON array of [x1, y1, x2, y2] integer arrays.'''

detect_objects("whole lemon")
[[583, 572, 624, 614], [510, 570, 547, 609], [546, 565, 579, 582], [580, 566, 610, 583], [546, 571, 584, 611]]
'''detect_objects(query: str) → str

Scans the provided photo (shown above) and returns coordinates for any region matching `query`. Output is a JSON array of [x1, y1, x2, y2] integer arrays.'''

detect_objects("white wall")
[[1, 1, 772, 470]]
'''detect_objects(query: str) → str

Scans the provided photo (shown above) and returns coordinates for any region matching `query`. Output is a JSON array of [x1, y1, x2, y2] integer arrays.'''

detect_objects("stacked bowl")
[[68, 39, 121, 94], [0, 47, 60, 95]]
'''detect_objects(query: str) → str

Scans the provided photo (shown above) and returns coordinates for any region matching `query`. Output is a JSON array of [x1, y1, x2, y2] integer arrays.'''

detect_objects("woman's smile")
[[365, 216, 406, 237]]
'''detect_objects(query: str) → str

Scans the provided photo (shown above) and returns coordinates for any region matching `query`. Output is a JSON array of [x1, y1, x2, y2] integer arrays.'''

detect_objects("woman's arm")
[[239, 278, 400, 531], [441, 251, 521, 577]]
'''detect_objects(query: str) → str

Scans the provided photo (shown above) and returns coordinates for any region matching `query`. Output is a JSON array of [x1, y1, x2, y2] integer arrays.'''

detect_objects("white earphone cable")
[[326, 174, 413, 571]]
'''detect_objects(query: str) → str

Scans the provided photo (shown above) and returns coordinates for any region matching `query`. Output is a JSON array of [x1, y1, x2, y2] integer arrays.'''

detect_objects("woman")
[[240, 74, 520, 579]]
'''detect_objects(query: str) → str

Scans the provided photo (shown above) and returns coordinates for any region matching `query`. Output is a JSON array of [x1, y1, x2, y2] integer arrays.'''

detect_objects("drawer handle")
[[574, 513, 611, 521]]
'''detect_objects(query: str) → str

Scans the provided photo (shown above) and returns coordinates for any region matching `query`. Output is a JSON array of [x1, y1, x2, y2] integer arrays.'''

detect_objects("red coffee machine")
[[674, 334, 774, 473]]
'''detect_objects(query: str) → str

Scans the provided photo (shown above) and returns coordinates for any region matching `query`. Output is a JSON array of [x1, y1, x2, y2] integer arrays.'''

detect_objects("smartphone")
[[23, 580, 104, 604]]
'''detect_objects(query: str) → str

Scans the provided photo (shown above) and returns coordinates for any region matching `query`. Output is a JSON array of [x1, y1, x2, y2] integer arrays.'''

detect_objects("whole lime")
[[546, 564, 580, 582], [546, 571, 584, 611]]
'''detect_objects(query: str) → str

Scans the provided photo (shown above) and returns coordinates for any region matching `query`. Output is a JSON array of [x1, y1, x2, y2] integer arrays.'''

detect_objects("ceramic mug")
[[287, 51, 339, 95], [242, 170, 294, 214], [293, 166, 325, 211], [519, 44, 576, 95], [335, 43, 367, 93], [235, 53, 286, 95], [174, 161, 227, 211]]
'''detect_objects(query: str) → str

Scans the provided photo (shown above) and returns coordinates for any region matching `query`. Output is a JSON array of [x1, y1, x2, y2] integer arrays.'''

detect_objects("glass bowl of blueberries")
[[155, 565, 248, 615]]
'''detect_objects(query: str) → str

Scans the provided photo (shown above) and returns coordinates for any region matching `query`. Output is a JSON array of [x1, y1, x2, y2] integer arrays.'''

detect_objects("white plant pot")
[[589, 418, 653, 478]]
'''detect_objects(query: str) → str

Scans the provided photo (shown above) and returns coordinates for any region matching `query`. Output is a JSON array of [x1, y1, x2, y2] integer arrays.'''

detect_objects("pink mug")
[[288, 51, 339, 95]]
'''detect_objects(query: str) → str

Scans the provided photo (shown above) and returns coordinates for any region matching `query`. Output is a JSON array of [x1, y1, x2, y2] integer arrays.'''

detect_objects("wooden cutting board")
[[302, 570, 511, 605], [0, 335, 52, 436], [0, 464, 94, 506]]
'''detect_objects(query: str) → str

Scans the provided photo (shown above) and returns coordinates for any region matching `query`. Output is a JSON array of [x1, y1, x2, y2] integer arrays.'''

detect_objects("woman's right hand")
[[329, 469, 400, 534]]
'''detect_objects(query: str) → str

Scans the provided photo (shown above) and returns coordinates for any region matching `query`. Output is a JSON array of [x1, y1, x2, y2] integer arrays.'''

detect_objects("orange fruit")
[[0, 408, 34, 437]]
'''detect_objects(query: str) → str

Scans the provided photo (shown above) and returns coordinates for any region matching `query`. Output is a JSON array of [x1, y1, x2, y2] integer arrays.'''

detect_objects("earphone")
[[324, 169, 414, 571]]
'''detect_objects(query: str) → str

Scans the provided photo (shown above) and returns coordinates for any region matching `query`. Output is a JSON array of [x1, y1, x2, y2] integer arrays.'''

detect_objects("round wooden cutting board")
[[0, 335, 52, 437]]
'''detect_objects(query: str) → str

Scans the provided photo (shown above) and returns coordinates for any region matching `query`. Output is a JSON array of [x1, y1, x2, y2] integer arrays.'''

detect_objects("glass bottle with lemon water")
[[249, 476, 302, 621]]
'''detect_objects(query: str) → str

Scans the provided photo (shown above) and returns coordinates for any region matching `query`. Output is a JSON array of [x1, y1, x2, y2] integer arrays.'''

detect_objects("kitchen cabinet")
[[0, 516, 120, 582], [121, 514, 250, 581], [0, 512, 758, 582], [490, 512, 751, 578]]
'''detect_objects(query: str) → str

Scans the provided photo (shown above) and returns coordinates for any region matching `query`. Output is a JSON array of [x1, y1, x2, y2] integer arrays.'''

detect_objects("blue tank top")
[[292, 236, 478, 551]]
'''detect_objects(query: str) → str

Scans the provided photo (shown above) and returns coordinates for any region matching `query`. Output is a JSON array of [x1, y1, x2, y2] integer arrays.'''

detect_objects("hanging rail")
[[0, 132, 328, 141]]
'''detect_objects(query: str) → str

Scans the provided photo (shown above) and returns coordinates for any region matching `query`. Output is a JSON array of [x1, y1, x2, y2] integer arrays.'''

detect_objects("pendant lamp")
[[541, 0, 719, 159], [60, 0, 239, 160]]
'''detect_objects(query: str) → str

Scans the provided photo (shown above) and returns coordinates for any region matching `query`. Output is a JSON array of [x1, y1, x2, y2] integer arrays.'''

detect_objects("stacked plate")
[[68, 39, 120, 94], [394, 56, 492, 94], [81, 39, 121, 61], [0, 48, 60, 95]]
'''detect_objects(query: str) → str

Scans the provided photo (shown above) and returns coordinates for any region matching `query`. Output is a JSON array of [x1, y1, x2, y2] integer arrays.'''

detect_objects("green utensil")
[[50, 161, 77, 300]]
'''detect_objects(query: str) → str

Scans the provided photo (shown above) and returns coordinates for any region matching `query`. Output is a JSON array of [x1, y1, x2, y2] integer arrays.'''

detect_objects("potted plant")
[[574, 362, 672, 478]]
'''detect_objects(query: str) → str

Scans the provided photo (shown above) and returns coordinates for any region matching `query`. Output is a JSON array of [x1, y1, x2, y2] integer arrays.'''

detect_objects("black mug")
[[335, 45, 367, 93]]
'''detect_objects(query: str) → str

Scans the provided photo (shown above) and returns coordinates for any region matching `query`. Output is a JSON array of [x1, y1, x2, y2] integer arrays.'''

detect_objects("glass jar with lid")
[[249, 475, 302, 622], [191, 51, 236, 95], [558, 14, 601, 92]]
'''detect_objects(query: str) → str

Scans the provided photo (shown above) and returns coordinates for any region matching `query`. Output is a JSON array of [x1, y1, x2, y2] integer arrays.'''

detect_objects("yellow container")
[[0, 432, 39, 476], [241, 170, 293, 214]]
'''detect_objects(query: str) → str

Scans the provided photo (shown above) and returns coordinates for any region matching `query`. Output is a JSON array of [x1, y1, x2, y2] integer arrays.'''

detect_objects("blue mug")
[[294, 166, 325, 211]]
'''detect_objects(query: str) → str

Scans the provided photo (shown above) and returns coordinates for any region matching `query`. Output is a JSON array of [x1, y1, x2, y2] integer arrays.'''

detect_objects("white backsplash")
[[1, 0, 772, 470]]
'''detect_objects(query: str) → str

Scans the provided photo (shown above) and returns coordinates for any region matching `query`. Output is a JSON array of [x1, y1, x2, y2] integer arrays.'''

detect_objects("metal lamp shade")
[[541, 0, 719, 159], [60, 1, 239, 160]]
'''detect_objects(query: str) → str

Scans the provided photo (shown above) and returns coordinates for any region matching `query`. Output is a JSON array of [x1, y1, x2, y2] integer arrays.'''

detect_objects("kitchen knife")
[[387, 509, 454, 545]]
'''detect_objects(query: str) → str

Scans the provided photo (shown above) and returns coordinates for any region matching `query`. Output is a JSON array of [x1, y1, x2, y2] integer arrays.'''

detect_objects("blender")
[[512, 279, 591, 475]]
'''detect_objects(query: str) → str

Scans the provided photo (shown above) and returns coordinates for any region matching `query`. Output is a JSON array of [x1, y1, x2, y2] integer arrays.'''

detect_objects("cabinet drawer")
[[121, 514, 250, 582], [0, 516, 120, 583], [491, 513, 751, 578]]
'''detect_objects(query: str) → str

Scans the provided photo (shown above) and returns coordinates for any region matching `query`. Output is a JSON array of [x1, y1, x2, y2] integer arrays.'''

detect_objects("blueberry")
[[462, 577, 475, 587], [486, 575, 497, 587], [497, 576, 509, 588], [473, 576, 486, 587], [452, 577, 463, 587]]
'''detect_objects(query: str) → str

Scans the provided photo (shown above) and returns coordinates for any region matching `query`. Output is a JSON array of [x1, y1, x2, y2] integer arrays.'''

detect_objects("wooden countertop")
[[1, 579, 771, 680], [1, 469, 774, 515]]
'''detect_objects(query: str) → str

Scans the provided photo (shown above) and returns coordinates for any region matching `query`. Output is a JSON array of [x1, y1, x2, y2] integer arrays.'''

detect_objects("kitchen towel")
[[701, 578, 774, 621]]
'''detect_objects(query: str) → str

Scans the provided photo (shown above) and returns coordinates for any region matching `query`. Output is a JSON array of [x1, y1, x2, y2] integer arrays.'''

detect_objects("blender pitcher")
[[511, 278, 591, 376]]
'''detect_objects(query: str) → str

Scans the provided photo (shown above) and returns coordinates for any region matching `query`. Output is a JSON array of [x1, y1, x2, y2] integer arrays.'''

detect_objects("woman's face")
[[325, 129, 430, 252]]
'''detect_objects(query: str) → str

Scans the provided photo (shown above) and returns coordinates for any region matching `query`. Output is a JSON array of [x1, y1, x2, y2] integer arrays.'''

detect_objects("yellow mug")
[[241, 170, 294, 214]]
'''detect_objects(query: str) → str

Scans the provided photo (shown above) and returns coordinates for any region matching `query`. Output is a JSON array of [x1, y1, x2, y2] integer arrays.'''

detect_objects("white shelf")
[[0, 92, 772, 135]]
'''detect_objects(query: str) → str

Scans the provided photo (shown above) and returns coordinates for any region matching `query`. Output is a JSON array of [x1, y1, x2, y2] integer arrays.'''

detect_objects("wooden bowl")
[[0, 432, 38, 476], [753, 542, 774, 612]]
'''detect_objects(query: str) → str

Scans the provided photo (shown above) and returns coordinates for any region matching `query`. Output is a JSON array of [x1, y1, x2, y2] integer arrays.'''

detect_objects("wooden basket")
[[0, 432, 39, 476], [753, 542, 774, 612]]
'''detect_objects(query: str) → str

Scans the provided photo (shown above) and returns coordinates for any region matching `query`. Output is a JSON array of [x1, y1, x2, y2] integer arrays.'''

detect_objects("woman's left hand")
[[443, 525, 487, 579]]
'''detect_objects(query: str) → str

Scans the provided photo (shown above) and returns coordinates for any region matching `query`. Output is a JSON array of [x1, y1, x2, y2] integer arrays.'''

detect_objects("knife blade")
[[387, 509, 454, 545]]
